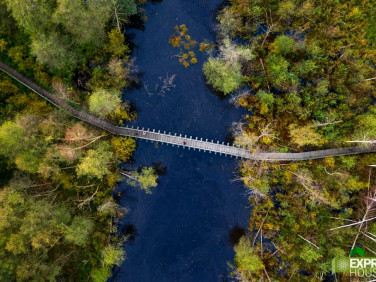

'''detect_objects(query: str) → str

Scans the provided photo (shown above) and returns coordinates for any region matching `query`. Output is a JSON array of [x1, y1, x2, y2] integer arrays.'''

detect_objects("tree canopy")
[[208, 0, 376, 280]]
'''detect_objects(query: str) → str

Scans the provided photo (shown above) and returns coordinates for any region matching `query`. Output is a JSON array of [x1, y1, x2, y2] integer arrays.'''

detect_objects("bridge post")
[[153, 129, 155, 132], [158, 130, 160, 133], [131, 125, 134, 129], [137, 126, 139, 130]]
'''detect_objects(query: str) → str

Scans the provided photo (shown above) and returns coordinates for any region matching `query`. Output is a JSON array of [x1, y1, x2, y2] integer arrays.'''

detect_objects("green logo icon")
[[350, 247, 365, 257]]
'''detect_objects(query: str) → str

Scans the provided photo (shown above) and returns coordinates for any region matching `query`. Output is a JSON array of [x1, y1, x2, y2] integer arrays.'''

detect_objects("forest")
[[203, 0, 376, 280], [0, 0, 158, 281], [2, 0, 376, 281]]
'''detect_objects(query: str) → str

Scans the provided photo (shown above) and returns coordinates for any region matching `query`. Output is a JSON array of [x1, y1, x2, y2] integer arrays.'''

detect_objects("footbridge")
[[2, 61, 376, 161]]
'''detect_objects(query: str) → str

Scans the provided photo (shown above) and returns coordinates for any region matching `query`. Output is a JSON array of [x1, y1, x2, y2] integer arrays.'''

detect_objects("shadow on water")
[[122, 224, 139, 243], [153, 161, 168, 176], [228, 226, 246, 246]]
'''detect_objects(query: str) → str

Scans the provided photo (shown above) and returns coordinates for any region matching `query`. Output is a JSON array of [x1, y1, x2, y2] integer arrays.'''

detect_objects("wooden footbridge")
[[2, 61, 376, 161]]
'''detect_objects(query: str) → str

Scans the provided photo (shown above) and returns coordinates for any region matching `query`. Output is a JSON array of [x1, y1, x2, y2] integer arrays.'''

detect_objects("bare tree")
[[229, 90, 251, 107], [261, 9, 281, 47], [292, 170, 329, 205], [52, 79, 79, 105], [77, 186, 99, 209]]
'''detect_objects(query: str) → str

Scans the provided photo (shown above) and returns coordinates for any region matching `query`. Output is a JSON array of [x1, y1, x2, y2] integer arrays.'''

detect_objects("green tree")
[[111, 136, 136, 162], [64, 216, 93, 246], [256, 90, 274, 115], [277, 0, 296, 20], [2, 0, 55, 34], [316, 79, 329, 95], [289, 124, 326, 147], [76, 142, 113, 179], [300, 245, 322, 263], [234, 237, 264, 277], [352, 106, 376, 141], [270, 35, 296, 55], [105, 28, 129, 58], [0, 121, 24, 159], [53, 0, 112, 46], [30, 32, 79, 72], [130, 167, 158, 194], [90, 243, 125, 282], [266, 54, 298, 91], [89, 88, 122, 117], [102, 245, 125, 266], [111, 0, 137, 30], [203, 57, 243, 94]]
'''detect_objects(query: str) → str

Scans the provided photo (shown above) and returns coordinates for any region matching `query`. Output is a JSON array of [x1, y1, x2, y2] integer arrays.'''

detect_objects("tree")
[[203, 57, 243, 94], [276, 0, 296, 20], [266, 54, 298, 91], [111, 137, 136, 162], [124, 167, 158, 194], [102, 244, 125, 266], [234, 237, 264, 277], [64, 216, 93, 246], [105, 29, 129, 58], [30, 32, 79, 72], [351, 107, 376, 142], [0, 121, 24, 159], [299, 245, 322, 263], [256, 90, 274, 115], [111, 0, 137, 31], [89, 88, 122, 117], [90, 243, 125, 282], [270, 35, 296, 55], [76, 142, 113, 179], [289, 124, 326, 147], [135, 167, 158, 193], [53, 0, 113, 47], [2, 0, 54, 34]]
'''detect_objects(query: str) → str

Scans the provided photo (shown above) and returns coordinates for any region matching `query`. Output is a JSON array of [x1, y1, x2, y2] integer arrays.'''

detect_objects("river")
[[111, 1, 250, 281]]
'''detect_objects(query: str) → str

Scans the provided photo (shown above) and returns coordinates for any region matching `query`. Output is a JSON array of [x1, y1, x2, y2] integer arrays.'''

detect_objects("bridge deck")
[[116, 125, 376, 161], [1, 61, 376, 161]]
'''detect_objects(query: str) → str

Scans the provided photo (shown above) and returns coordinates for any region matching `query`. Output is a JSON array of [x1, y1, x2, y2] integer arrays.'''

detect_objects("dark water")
[[112, 1, 250, 281]]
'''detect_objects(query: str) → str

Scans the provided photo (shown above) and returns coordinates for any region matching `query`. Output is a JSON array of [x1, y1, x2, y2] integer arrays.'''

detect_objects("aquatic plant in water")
[[168, 24, 199, 68]]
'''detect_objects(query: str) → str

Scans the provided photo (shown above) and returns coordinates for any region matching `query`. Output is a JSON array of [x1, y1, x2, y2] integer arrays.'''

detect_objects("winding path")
[[1, 61, 376, 161]]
